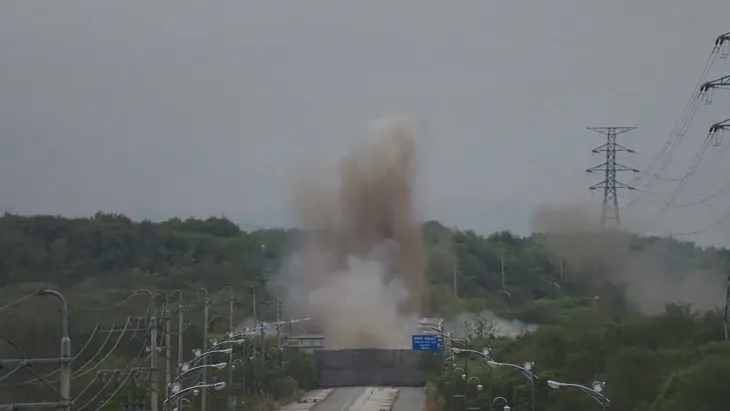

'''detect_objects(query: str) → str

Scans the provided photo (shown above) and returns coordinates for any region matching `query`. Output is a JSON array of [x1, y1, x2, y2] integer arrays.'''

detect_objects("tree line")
[[0, 213, 728, 410]]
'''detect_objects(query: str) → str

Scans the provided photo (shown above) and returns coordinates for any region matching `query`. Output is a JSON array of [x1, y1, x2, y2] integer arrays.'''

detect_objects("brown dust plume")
[[277, 117, 427, 349], [531, 202, 726, 314]]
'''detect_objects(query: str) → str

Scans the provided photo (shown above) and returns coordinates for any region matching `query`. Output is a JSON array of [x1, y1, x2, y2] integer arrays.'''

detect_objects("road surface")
[[314, 387, 366, 411], [390, 387, 426, 411], [282, 387, 425, 411]]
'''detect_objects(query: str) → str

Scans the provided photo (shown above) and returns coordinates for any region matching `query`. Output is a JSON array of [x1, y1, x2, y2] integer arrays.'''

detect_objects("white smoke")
[[273, 117, 426, 349]]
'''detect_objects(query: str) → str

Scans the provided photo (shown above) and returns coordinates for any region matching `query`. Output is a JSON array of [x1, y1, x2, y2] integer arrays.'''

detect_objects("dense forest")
[[0, 212, 728, 410]]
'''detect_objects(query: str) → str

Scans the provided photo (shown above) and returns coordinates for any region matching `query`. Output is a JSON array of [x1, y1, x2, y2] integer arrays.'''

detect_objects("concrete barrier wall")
[[314, 349, 427, 387]]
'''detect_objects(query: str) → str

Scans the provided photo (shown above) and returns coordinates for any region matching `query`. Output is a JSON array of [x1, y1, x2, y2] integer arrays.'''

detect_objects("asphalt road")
[[391, 387, 427, 411], [311, 387, 426, 411], [315, 387, 368, 411]]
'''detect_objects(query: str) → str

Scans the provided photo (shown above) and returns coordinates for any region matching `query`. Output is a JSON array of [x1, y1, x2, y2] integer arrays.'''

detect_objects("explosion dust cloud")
[[530, 202, 726, 314], [275, 117, 427, 349]]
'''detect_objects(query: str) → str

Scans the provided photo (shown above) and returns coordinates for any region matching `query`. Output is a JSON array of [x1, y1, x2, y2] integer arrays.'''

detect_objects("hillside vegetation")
[[0, 213, 728, 410]]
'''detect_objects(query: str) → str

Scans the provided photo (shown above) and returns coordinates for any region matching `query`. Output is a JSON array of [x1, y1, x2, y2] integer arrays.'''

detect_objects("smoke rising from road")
[[276, 117, 427, 349], [530, 202, 726, 314]]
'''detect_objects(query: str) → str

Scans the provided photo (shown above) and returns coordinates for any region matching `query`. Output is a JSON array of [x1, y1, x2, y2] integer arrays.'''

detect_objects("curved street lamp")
[[451, 347, 491, 359], [450, 367, 465, 411], [466, 376, 483, 391], [36, 289, 71, 411], [209, 338, 247, 350], [174, 362, 227, 382], [492, 396, 510, 411], [422, 330, 465, 344], [465, 375, 483, 410], [248, 351, 264, 393], [419, 317, 444, 325], [547, 380, 610, 411], [169, 290, 184, 378], [418, 318, 445, 334], [452, 348, 492, 406], [163, 381, 226, 409], [190, 348, 233, 366], [487, 360, 537, 411]]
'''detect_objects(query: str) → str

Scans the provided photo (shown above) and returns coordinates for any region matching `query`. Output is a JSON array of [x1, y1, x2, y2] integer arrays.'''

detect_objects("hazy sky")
[[2, 1, 730, 245]]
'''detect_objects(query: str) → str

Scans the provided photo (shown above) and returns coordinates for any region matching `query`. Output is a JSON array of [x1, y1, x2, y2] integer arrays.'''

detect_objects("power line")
[[1, 287, 280, 411], [0, 290, 71, 411], [13, 325, 102, 385], [622, 32, 729, 209], [671, 209, 730, 236], [0, 291, 40, 313], [585, 126, 639, 228], [656, 60, 730, 234]]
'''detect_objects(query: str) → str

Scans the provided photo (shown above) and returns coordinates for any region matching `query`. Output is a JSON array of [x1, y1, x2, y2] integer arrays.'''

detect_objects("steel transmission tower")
[[586, 126, 639, 228]]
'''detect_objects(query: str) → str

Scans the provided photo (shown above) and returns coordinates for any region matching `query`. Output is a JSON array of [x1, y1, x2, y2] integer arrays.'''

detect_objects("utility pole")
[[177, 302, 184, 374], [275, 300, 282, 350], [250, 285, 257, 353], [260, 318, 266, 350], [228, 294, 236, 411], [722, 274, 730, 341], [0, 290, 72, 411], [201, 296, 210, 411], [276, 300, 283, 366], [164, 309, 171, 399], [150, 316, 159, 411], [559, 259, 564, 282], [452, 262, 458, 297], [586, 126, 639, 228], [43, 289, 72, 411], [500, 250, 505, 287]]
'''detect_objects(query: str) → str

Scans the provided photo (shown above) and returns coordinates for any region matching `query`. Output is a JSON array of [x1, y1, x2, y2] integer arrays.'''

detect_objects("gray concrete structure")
[[286, 334, 325, 353], [314, 349, 428, 387]]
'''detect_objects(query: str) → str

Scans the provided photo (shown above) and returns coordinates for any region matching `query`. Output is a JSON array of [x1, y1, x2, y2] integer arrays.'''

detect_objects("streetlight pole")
[[170, 290, 184, 381], [249, 286, 257, 353], [157, 291, 172, 400], [486, 360, 536, 411], [164, 382, 227, 410], [191, 348, 234, 366], [452, 367, 465, 411], [492, 396, 510, 411], [231, 359, 245, 396], [275, 299, 283, 365], [451, 348, 492, 407], [200, 288, 209, 411], [465, 376, 482, 411], [174, 362, 227, 382], [222, 286, 236, 411], [249, 351, 263, 394], [547, 380, 610, 411], [150, 315, 159, 411], [36, 289, 71, 411]]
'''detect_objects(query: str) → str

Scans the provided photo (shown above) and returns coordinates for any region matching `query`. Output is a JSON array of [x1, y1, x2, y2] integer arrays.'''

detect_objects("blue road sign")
[[411, 334, 442, 352]]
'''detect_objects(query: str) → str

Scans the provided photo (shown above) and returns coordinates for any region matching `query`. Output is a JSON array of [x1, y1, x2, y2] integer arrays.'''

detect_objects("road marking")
[[339, 400, 351, 411]]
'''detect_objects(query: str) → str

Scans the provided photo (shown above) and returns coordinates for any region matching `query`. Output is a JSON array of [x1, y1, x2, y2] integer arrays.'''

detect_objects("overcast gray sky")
[[2, 1, 730, 245]]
